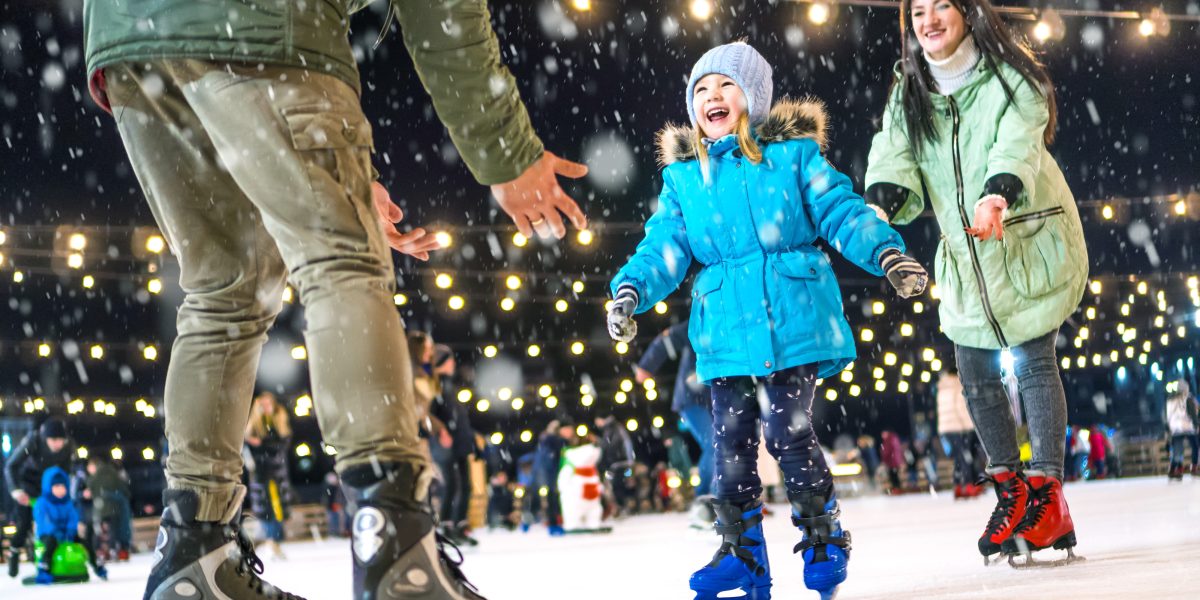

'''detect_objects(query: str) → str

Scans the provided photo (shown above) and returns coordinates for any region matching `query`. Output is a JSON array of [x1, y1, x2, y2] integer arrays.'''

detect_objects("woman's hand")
[[371, 182, 444, 261], [965, 195, 1008, 241]]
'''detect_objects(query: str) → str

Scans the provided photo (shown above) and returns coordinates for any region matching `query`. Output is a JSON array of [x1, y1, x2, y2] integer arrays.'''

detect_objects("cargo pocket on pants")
[[280, 105, 379, 255]]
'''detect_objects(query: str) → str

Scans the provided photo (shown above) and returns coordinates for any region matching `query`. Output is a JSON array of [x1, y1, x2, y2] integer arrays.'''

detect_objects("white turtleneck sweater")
[[924, 35, 981, 95]]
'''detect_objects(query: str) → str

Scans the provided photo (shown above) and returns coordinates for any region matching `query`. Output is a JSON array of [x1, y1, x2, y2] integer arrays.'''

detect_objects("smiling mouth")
[[925, 29, 945, 40], [705, 107, 730, 124]]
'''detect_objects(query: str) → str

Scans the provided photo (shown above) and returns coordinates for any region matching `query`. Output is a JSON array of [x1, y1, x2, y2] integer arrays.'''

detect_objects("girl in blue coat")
[[606, 42, 928, 600]]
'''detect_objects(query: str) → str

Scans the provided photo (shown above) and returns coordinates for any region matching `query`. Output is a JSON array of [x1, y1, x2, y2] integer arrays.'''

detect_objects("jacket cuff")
[[981, 173, 1024, 209], [615, 285, 640, 303], [864, 183, 912, 221]]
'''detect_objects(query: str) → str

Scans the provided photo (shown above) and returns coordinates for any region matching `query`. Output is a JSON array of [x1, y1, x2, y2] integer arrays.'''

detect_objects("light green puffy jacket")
[[866, 60, 1087, 350]]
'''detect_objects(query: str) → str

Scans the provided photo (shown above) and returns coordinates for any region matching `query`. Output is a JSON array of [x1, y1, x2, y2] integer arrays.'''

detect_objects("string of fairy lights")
[[1, 204, 1197, 454], [633, 0, 1200, 41]]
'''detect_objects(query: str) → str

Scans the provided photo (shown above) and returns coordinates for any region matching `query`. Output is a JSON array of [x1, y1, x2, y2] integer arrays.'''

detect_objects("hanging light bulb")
[[689, 0, 714, 21], [807, 2, 831, 25]]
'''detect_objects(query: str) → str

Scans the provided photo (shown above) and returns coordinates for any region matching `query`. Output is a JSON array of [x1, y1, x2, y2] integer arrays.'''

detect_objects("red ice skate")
[[1002, 475, 1081, 567], [977, 470, 1028, 563]]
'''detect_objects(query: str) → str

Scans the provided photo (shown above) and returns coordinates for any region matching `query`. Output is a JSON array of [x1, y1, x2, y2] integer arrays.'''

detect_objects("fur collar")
[[656, 98, 829, 166]]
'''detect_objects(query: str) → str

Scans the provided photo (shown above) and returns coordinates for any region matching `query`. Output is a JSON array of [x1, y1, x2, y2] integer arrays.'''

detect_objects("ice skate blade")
[[691, 584, 772, 600], [1008, 548, 1085, 569], [983, 553, 1006, 567], [818, 585, 840, 600]]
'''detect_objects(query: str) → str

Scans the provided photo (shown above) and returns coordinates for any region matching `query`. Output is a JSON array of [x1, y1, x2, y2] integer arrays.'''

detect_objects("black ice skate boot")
[[342, 462, 486, 600], [143, 488, 304, 600]]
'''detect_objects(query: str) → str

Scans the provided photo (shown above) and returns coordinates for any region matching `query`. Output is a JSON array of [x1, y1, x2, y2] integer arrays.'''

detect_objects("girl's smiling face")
[[693, 73, 746, 139], [910, 0, 967, 60]]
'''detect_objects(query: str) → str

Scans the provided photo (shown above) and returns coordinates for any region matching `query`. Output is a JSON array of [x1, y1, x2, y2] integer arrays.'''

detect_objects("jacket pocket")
[[1002, 209, 1071, 299], [934, 235, 964, 314], [769, 249, 826, 345], [689, 267, 726, 356], [771, 250, 821, 280]]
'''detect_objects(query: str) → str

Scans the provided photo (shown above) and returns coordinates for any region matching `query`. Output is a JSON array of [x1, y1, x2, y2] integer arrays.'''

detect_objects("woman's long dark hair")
[[893, 0, 1057, 158]]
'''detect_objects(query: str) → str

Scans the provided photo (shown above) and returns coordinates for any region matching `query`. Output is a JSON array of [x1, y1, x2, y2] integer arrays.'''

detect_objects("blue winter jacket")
[[33, 466, 79, 542], [611, 99, 906, 382]]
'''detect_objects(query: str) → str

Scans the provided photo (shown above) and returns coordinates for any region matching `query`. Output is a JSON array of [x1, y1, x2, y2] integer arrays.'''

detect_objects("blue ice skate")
[[791, 488, 851, 600], [689, 500, 771, 600]]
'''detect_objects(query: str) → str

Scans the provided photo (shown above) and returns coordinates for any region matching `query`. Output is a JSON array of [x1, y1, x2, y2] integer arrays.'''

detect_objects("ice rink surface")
[[4, 476, 1198, 599]]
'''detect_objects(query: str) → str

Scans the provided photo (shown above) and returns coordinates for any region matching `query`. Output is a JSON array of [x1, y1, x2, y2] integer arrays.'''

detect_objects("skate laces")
[[981, 474, 1025, 536], [231, 523, 303, 600], [1013, 480, 1054, 535], [434, 531, 482, 595]]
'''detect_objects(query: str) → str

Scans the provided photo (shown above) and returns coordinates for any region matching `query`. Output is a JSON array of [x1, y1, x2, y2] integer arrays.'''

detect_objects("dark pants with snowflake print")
[[710, 365, 832, 505]]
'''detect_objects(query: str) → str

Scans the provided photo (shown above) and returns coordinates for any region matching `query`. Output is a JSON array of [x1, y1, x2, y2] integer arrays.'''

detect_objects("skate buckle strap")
[[712, 510, 762, 536], [793, 530, 851, 555], [708, 542, 766, 577], [707, 511, 766, 576]]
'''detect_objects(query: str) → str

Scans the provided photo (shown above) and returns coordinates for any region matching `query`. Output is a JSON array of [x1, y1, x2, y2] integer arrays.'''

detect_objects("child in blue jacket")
[[606, 42, 927, 600], [33, 465, 106, 583]]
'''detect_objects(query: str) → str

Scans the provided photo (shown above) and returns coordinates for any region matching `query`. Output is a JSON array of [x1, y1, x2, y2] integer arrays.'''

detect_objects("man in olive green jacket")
[[83, 2, 588, 599]]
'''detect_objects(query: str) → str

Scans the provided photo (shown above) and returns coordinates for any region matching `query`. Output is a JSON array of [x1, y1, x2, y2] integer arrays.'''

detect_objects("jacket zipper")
[[948, 96, 1008, 348], [1002, 206, 1065, 227]]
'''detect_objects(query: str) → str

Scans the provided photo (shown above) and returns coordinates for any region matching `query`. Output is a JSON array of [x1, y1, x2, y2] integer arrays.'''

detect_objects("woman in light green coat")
[[865, 0, 1087, 565]]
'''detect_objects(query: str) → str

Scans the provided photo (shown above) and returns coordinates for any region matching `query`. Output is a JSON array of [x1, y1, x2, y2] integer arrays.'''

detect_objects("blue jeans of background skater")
[[710, 365, 832, 504]]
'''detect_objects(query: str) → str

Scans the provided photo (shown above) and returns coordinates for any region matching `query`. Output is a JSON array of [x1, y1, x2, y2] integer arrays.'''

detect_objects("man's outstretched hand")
[[490, 151, 589, 240], [372, 181, 443, 261]]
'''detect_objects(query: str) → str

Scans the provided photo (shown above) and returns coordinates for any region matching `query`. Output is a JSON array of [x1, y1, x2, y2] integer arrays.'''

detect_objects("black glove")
[[880, 248, 928, 298]]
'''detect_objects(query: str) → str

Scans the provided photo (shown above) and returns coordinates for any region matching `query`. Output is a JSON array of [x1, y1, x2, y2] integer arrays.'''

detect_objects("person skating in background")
[[906, 412, 939, 492], [515, 452, 540, 532], [5, 418, 76, 579], [486, 471, 517, 531], [606, 41, 928, 600], [32, 466, 106, 584], [428, 344, 481, 547], [635, 320, 717, 529], [245, 392, 294, 561], [1087, 426, 1110, 480], [1166, 380, 1198, 480], [407, 330, 441, 466], [866, 0, 1088, 565], [1072, 427, 1091, 480], [83, 456, 133, 561], [83, 0, 589, 597], [937, 370, 984, 499], [880, 430, 907, 494], [536, 422, 572, 536], [854, 436, 882, 490], [321, 471, 349, 538], [594, 415, 636, 519]]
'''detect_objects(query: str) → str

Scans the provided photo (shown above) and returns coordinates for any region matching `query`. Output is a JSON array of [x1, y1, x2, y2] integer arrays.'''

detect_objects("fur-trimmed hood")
[[656, 98, 828, 166]]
